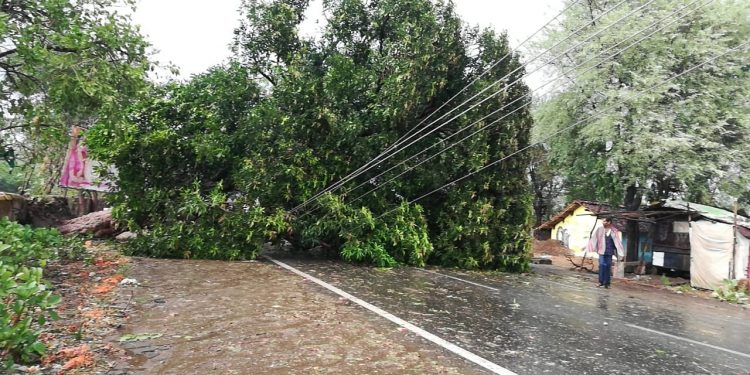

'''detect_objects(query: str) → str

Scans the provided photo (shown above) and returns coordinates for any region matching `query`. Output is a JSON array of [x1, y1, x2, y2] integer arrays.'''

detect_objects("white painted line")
[[420, 269, 500, 291], [625, 323, 750, 359], [264, 256, 517, 375], [419, 268, 583, 292]]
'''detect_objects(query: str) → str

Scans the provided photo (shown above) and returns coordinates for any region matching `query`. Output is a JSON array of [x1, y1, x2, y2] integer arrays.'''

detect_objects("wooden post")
[[77, 190, 83, 216], [579, 217, 599, 271], [92, 190, 99, 212]]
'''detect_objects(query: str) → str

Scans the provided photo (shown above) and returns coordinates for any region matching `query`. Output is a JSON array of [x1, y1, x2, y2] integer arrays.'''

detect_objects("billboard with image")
[[60, 127, 117, 192]]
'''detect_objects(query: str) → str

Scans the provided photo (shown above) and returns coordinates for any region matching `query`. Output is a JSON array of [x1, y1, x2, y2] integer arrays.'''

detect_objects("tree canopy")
[[533, 0, 750, 210], [90, 0, 535, 270]]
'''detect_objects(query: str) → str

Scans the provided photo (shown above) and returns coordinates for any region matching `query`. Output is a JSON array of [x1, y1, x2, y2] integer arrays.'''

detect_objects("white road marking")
[[625, 323, 750, 359], [419, 268, 750, 360], [419, 268, 584, 292], [420, 269, 500, 291], [264, 256, 517, 375]]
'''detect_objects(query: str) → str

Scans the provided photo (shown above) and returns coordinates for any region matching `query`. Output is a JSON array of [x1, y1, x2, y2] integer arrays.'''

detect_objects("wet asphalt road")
[[271, 256, 750, 375]]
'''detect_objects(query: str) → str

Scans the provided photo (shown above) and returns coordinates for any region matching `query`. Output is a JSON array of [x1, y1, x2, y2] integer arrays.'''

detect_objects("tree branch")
[[45, 44, 80, 54], [0, 48, 17, 59], [0, 62, 41, 87], [0, 123, 53, 132]]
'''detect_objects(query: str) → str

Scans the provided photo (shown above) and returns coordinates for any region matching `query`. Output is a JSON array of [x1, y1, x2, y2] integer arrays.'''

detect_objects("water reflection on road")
[[273, 256, 750, 375]]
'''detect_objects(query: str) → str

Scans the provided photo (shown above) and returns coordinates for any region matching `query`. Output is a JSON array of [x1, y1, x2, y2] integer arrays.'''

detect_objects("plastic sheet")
[[690, 220, 750, 290]]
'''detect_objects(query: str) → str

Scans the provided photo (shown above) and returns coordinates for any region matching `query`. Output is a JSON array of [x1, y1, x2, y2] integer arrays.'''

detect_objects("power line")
[[341, 0, 709, 207], [377, 39, 750, 220], [298, 0, 709, 220], [294, 0, 655, 215], [290, 0, 632, 214], [292, 1, 585, 214], [387, 0, 584, 148]]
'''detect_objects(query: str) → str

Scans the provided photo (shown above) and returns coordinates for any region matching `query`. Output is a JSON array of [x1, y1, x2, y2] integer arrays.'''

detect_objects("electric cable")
[[376, 40, 749, 220], [289, 0, 635, 214]]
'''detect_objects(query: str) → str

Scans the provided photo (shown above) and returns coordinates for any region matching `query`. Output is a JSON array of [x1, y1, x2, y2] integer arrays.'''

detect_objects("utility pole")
[[731, 200, 737, 280]]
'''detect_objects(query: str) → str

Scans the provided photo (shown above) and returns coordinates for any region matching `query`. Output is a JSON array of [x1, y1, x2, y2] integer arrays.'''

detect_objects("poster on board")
[[59, 127, 117, 192]]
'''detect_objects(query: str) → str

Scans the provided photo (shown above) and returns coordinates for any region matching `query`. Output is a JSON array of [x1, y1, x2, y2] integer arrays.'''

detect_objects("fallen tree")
[[58, 211, 115, 238], [88, 0, 535, 270]]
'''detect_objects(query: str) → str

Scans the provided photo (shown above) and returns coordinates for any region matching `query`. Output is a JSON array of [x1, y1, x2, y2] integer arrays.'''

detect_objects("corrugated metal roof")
[[659, 199, 750, 227]]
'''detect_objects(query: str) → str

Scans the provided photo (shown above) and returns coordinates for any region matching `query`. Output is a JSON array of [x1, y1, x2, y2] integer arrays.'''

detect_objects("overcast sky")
[[132, 0, 564, 81]]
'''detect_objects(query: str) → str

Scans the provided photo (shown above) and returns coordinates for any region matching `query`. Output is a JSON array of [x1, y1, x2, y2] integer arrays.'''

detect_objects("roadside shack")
[[601, 199, 750, 290], [647, 200, 750, 289], [538, 198, 750, 290]]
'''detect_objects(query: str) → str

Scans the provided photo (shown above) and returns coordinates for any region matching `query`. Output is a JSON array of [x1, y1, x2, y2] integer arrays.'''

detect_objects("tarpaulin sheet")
[[690, 221, 750, 290]]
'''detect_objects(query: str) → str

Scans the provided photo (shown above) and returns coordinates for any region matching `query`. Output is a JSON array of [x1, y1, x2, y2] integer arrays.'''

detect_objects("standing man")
[[587, 217, 625, 288]]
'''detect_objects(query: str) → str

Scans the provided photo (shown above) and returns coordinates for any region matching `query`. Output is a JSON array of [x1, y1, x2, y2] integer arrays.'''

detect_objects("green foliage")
[[123, 183, 288, 260], [711, 279, 748, 304], [88, 64, 275, 260], [299, 194, 432, 267], [0, 219, 62, 367], [430, 189, 532, 271], [660, 274, 670, 287], [0, 0, 150, 194], [0, 218, 60, 267], [0, 263, 60, 367], [534, 0, 750, 207], [675, 283, 693, 294], [90, 0, 534, 269], [0, 0, 150, 125], [0, 163, 22, 193]]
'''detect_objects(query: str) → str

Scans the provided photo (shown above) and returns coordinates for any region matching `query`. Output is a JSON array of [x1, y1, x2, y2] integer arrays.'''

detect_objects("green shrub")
[[712, 279, 749, 304], [660, 274, 671, 287], [0, 219, 62, 368], [1, 262, 61, 367], [0, 218, 60, 267]]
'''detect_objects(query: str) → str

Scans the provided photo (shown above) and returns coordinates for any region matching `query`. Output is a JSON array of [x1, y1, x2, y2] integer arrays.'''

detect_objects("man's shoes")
[[598, 284, 604, 287], [604, 284, 610, 289]]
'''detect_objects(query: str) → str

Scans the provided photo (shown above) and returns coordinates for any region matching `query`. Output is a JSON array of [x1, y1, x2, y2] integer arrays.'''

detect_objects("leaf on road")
[[119, 333, 163, 342]]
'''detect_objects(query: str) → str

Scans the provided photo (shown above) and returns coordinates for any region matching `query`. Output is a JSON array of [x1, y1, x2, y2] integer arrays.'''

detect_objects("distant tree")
[[533, 0, 750, 210]]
